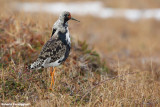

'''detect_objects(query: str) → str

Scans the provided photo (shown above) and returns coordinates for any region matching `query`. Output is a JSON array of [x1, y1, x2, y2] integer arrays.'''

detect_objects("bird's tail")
[[27, 59, 43, 70], [27, 63, 38, 70], [27, 64, 32, 70]]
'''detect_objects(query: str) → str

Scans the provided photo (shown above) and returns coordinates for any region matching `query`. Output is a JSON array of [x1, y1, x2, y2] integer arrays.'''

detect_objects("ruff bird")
[[28, 11, 80, 89]]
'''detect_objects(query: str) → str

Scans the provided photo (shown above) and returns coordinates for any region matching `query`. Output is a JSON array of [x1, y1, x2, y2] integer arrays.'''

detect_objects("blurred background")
[[2, 0, 160, 70]]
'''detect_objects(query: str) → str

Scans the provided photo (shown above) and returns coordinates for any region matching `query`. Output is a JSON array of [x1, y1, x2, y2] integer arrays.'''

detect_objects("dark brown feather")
[[39, 36, 66, 63]]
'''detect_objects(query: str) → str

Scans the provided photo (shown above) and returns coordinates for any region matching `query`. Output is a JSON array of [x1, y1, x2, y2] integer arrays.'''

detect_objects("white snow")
[[12, 1, 160, 22]]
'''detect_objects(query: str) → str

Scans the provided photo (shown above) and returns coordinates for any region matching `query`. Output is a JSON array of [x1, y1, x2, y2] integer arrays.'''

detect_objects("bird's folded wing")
[[38, 37, 66, 63]]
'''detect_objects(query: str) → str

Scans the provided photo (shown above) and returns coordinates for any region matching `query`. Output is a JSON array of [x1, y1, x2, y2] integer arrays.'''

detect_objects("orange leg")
[[49, 67, 56, 90], [50, 67, 53, 88], [50, 67, 53, 76]]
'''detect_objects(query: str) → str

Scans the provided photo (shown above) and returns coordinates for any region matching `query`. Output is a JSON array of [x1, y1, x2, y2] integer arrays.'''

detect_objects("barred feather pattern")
[[28, 36, 67, 70]]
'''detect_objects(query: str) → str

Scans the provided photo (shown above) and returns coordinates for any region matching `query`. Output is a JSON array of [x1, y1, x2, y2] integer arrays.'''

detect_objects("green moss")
[[1, 79, 27, 100], [78, 40, 108, 73], [0, 28, 4, 32], [0, 63, 3, 69]]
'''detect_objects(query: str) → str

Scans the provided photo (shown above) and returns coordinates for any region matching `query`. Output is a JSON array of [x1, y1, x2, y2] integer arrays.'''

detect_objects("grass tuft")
[[0, 1, 160, 106]]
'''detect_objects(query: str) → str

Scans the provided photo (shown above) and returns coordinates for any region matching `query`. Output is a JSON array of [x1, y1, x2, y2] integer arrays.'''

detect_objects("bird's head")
[[59, 11, 80, 23]]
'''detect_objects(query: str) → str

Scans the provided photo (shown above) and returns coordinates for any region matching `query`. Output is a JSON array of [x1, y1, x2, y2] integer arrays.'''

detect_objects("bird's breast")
[[65, 27, 71, 46]]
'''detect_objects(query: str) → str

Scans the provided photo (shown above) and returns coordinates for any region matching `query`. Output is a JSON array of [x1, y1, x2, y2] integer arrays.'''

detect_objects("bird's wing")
[[39, 37, 66, 63], [28, 37, 66, 69]]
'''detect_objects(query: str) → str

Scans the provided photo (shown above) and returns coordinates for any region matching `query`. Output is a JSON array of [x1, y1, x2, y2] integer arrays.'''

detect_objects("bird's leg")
[[50, 67, 53, 88], [50, 67, 53, 76], [51, 68, 56, 85], [50, 67, 56, 90]]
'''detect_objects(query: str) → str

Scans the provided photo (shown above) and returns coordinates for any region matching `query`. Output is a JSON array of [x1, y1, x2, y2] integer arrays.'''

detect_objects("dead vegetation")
[[0, 0, 160, 106]]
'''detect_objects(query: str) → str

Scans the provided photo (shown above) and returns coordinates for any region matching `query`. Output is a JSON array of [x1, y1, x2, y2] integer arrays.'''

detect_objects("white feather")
[[66, 27, 71, 45], [43, 56, 64, 68]]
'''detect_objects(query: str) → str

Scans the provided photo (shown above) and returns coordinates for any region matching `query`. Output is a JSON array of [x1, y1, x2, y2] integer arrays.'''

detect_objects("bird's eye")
[[68, 13, 71, 19]]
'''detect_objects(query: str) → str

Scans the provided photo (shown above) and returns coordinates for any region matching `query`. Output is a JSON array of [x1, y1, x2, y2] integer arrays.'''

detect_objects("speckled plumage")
[[28, 11, 75, 70], [29, 36, 69, 70]]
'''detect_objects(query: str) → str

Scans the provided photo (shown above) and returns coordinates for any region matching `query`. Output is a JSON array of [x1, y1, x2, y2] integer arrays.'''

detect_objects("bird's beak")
[[71, 17, 80, 22]]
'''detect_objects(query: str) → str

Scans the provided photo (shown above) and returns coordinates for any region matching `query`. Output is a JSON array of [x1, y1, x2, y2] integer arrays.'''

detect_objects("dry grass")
[[0, 1, 160, 106]]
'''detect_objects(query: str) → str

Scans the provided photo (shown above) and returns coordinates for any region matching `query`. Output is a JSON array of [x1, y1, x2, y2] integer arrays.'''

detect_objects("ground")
[[0, 0, 160, 106]]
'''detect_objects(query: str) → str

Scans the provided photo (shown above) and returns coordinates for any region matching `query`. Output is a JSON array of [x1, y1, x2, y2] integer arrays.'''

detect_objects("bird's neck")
[[56, 26, 71, 47], [53, 19, 71, 47], [58, 18, 68, 26]]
